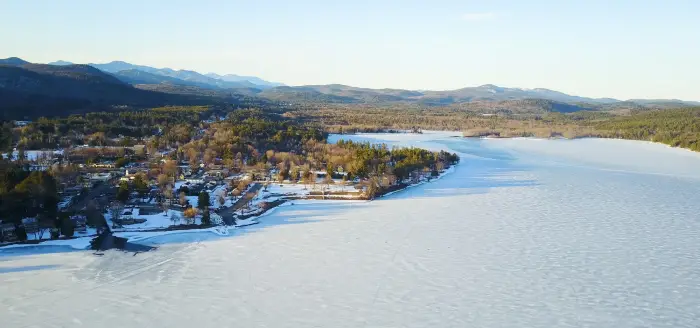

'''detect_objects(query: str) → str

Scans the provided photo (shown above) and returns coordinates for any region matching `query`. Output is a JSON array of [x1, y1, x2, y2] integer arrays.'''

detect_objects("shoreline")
[[0, 163, 459, 251], [378, 164, 456, 199]]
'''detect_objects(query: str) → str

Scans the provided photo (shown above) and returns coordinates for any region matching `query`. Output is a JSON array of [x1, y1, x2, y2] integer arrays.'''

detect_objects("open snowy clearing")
[[2, 132, 700, 327], [264, 181, 361, 197]]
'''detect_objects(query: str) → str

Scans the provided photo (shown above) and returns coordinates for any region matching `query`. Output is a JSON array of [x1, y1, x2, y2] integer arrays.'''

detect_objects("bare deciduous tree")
[[169, 212, 181, 225], [179, 191, 188, 208], [109, 202, 124, 228], [162, 187, 173, 215]]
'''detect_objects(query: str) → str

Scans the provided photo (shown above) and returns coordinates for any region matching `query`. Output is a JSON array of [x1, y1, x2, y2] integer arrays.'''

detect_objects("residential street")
[[217, 183, 261, 224]]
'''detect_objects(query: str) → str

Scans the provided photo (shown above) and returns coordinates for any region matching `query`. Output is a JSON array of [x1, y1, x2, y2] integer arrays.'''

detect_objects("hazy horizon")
[[3, 0, 699, 101]]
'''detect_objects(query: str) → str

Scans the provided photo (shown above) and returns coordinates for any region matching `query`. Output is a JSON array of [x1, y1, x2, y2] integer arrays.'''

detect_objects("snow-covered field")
[[264, 181, 361, 198], [2, 132, 700, 327]]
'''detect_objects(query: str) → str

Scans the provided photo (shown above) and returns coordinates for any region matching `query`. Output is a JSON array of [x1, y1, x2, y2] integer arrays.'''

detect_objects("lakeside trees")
[[331, 140, 459, 198], [592, 108, 700, 151]]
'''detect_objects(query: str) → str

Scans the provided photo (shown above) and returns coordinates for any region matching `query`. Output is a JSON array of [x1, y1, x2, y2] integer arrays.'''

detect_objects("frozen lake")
[[2, 133, 700, 327]]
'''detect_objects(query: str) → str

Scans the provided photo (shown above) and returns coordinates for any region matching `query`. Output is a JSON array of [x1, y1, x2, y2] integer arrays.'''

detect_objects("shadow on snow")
[[0, 264, 62, 274]]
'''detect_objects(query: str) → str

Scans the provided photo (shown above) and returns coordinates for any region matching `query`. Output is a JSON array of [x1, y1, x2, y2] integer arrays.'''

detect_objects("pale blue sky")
[[2, 0, 699, 100]]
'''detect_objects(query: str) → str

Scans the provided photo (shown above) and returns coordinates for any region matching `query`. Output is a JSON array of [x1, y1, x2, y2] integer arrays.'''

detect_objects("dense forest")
[[0, 162, 59, 227], [592, 108, 700, 151], [14, 107, 207, 149]]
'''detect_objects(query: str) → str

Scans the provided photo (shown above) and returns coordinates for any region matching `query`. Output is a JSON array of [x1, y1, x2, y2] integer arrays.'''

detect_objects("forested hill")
[[593, 107, 700, 151], [0, 63, 211, 120]]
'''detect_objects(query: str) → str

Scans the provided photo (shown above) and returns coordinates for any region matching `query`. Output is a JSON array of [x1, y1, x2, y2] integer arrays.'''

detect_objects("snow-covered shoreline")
[[377, 164, 457, 199]]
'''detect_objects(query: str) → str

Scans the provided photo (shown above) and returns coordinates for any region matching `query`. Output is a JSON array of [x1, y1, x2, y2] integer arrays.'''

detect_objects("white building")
[[90, 172, 112, 182]]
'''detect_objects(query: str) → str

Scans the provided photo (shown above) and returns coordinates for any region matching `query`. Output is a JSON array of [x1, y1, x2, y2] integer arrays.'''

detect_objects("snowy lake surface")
[[2, 132, 700, 328]]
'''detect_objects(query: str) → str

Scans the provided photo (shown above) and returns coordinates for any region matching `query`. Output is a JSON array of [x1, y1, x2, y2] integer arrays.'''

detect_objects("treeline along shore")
[[289, 106, 700, 152]]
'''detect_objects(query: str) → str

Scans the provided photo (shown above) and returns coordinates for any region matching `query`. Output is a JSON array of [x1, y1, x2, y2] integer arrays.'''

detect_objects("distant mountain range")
[[42, 59, 700, 108], [48, 60, 282, 90], [256, 83, 700, 110], [1, 56, 698, 119]]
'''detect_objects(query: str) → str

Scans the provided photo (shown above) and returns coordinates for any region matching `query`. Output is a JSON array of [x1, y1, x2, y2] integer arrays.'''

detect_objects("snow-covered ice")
[[2, 134, 700, 327]]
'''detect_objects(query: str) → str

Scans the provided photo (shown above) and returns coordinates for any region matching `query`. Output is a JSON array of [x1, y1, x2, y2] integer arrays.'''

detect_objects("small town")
[[0, 108, 459, 247]]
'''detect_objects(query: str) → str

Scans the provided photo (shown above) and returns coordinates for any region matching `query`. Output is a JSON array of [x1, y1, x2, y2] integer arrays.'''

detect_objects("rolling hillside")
[[112, 69, 222, 89], [256, 83, 699, 114]]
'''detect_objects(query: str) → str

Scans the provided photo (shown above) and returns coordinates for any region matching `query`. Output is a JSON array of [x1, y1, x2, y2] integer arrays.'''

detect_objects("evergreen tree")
[[60, 216, 75, 238], [133, 173, 149, 199], [0, 122, 12, 152], [197, 191, 210, 210], [198, 191, 211, 226], [16, 225, 27, 241], [116, 181, 130, 204]]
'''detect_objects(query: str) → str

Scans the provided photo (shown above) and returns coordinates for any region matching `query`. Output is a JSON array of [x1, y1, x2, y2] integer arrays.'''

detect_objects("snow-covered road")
[[2, 133, 700, 327]]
